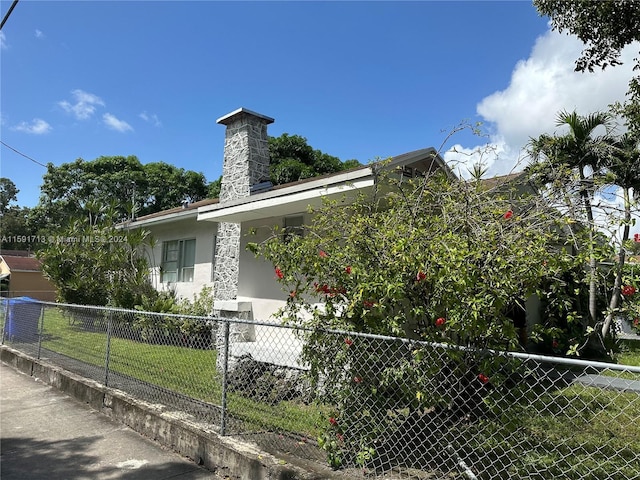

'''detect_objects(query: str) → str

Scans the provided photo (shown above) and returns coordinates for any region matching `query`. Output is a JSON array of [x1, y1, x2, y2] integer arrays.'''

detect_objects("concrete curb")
[[0, 345, 333, 480]]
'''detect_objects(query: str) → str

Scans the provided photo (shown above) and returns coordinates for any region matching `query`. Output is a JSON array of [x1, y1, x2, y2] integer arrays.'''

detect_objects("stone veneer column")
[[213, 108, 274, 353], [213, 108, 274, 303]]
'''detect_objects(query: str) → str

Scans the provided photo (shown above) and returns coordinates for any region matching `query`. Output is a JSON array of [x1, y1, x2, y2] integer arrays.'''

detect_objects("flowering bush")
[[248, 166, 575, 468]]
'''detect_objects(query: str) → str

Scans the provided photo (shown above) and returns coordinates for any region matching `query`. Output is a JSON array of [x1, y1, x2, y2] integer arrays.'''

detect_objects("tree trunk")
[[579, 168, 598, 326], [601, 187, 631, 338]]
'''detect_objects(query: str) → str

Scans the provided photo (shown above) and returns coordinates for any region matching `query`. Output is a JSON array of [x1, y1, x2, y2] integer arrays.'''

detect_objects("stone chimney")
[[213, 108, 274, 350], [216, 108, 274, 203]]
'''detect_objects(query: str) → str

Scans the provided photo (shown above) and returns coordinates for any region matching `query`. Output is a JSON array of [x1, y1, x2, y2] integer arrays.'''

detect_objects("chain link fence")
[[2, 298, 639, 479]]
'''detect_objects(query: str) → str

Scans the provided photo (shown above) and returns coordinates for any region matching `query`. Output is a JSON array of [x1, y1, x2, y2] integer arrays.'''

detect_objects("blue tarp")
[[4, 297, 41, 343]]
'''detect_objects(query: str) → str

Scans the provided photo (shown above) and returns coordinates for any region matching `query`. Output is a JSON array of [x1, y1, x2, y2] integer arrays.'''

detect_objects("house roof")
[[0, 249, 33, 257], [1, 255, 43, 272], [121, 198, 219, 228], [480, 172, 526, 190], [124, 147, 487, 227], [197, 147, 452, 223]]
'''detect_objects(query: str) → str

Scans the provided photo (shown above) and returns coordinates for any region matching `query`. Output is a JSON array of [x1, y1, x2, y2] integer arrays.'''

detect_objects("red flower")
[[353, 376, 362, 383], [363, 300, 375, 308], [289, 290, 297, 298], [337, 433, 344, 442], [329, 417, 338, 426], [319, 250, 328, 258], [478, 373, 489, 384], [503, 210, 513, 220], [552, 339, 559, 349], [275, 267, 284, 279], [622, 285, 636, 297], [416, 270, 426, 282], [435, 317, 446, 327], [634, 233, 640, 243], [316, 283, 331, 294], [634, 318, 639, 326], [345, 265, 352, 274], [344, 337, 353, 346]]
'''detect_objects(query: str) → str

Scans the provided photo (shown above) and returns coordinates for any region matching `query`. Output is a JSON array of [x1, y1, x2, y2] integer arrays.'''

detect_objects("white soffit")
[[197, 179, 374, 223]]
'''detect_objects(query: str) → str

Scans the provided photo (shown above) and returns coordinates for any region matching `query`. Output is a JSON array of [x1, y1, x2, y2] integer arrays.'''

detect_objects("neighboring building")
[[125, 107, 455, 325], [0, 251, 56, 301]]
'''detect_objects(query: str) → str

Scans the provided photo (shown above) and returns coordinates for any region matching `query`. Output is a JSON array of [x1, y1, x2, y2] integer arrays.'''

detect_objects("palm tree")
[[600, 132, 640, 337], [529, 111, 615, 356]]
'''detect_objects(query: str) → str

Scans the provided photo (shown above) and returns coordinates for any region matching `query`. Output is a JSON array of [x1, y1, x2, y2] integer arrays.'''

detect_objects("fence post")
[[219, 319, 230, 436], [1, 298, 7, 345], [104, 310, 113, 387], [37, 304, 45, 359]]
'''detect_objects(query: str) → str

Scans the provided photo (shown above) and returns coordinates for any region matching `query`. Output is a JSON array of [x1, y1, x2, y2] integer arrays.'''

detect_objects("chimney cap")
[[216, 107, 275, 126]]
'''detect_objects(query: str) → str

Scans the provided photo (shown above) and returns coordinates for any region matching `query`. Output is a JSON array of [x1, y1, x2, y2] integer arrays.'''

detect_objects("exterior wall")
[[238, 214, 311, 321], [146, 218, 217, 300], [6, 271, 56, 301]]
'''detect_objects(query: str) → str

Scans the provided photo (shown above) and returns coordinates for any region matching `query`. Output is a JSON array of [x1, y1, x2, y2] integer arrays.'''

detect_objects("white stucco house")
[[124, 108, 454, 327]]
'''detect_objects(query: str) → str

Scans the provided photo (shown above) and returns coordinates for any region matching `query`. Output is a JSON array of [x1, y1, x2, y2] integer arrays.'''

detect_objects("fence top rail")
[[9, 299, 640, 373], [20, 299, 220, 324]]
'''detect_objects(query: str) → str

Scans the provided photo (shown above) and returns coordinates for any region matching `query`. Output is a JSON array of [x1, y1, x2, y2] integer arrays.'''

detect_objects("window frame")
[[161, 238, 196, 283], [283, 215, 304, 242]]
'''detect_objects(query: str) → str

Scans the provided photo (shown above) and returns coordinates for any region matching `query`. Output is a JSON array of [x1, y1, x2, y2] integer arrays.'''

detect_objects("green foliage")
[[0, 206, 33, 251], [528, 108, 640, 349], [0, 177, 34, 251], [249, 166, 575, 467], [33, 155, 209, 230], [534, 0, 640, 74], [0, 177, 19, 214], [268, 133, 360, 185], [207, 175, 222, 199], [252, 171, 566, 345], [131, 286, 216, 346], [38, 202, 154, 308]]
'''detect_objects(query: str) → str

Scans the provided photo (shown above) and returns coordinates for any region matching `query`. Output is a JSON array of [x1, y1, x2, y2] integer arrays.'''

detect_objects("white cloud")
[[35, 29, 44, 39], [103, 113, 133, 133], [447, 29, 638, 178], [11, 118, 52, 135], [0, 32, 7, 50], [58, 89, 105, 120], [139, 111, 161, 127]]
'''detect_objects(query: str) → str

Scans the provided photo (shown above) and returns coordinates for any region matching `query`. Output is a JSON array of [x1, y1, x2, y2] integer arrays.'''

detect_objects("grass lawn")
[[473, 380, 640, 479], [618, 339, 640, 366], [39, 307, 326, 439]]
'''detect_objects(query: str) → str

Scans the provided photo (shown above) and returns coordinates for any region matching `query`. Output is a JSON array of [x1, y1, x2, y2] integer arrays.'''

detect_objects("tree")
[[599, 132, 640, 337], [269, 133, 360, 185], [249, 161, 571, 466], [534, 0, 640, 73], [535, 0, 640, 136], [528, 109, 640, 350], [0, 177, 18, 214], [0, 178, 36, 251], [0, 206, 33, 251], [529, 111, 614, 328], [33, 156, 209, 230], [207, 176, 222, 199], [141, 162, 208, 214], [38, 201, 154, 307]]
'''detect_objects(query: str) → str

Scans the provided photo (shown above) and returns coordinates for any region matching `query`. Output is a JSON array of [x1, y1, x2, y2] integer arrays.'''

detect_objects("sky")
[[0, 1, 638, 212]]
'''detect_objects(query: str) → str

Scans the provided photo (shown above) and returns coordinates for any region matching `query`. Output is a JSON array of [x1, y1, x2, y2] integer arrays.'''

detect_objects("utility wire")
[[1, 141, 47, 168], [0, 0, 19, 31]]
